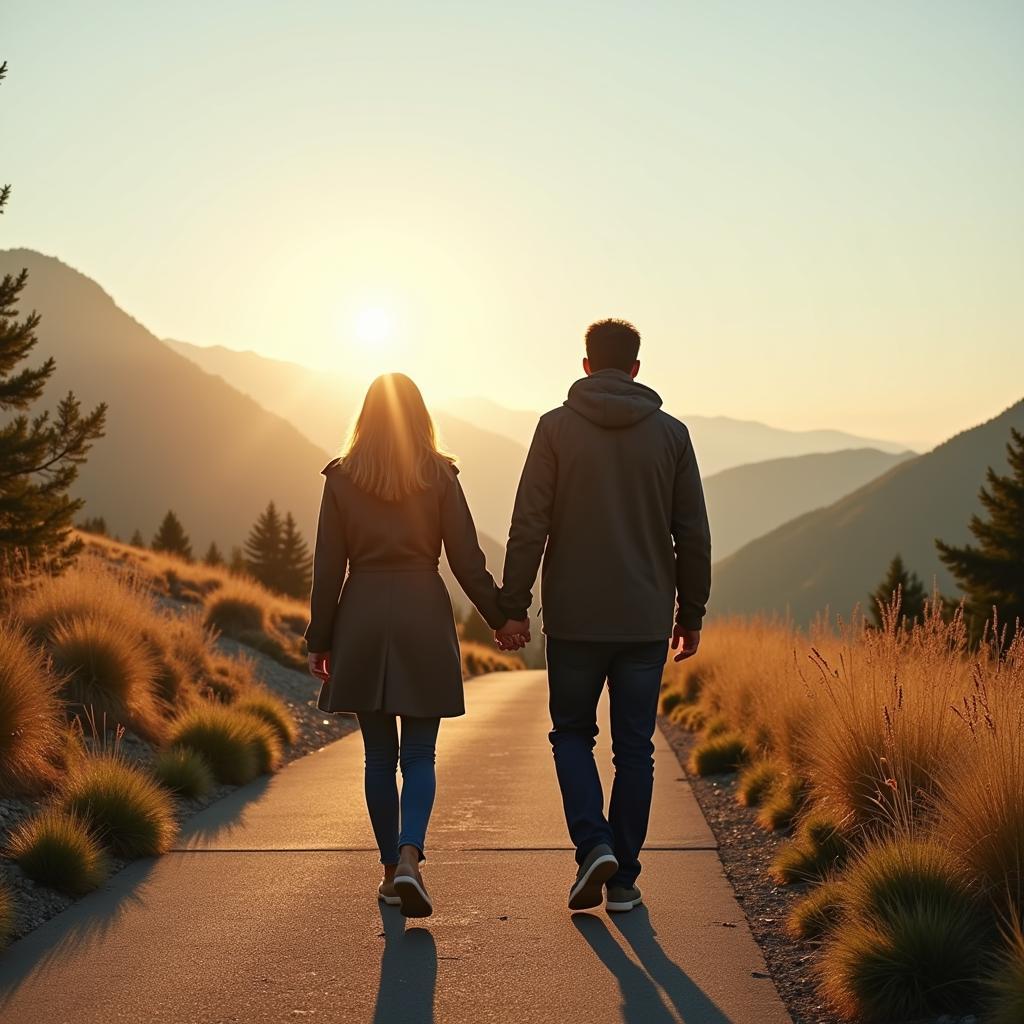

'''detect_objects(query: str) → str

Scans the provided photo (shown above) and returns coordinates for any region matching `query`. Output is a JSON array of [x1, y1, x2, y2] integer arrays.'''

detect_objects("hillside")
[[704, 448, 915, 560], [165, 339, 526, 547], [443, 396, 912, 476], [0, 249, 503, 615], [710, 398, 1024, 623]]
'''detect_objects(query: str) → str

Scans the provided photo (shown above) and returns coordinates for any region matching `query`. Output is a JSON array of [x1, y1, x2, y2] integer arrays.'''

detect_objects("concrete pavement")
[[0, 670, 791, 1023]]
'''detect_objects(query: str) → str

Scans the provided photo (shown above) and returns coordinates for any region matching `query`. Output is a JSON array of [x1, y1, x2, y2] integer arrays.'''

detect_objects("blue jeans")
[[546, 637, 669, 888], [357, 712, 441, 865]]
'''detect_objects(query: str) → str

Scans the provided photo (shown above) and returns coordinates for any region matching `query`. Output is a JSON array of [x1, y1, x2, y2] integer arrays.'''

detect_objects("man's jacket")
[[499, 368, 712, 641]]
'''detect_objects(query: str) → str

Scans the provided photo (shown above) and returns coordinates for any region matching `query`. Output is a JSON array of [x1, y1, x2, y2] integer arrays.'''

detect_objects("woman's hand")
[[494, 618, 530, 651], [308, 651, 331, 682]]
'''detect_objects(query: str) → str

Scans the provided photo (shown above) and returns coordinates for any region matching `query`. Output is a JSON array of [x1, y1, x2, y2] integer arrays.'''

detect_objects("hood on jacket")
[[564, 369, 663, 428]]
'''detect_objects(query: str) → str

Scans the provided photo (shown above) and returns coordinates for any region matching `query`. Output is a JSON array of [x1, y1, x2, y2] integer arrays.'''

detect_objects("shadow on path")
[[0, 856, 159, 1008], [175, 775, 272, 847], [574, 907, 733, 1024], [372, 904, 437, 1024]]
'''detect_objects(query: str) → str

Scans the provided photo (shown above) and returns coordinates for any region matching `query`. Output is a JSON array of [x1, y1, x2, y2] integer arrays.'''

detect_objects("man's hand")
[[495, 618, 530, 652], [308, 651, 330, 682], [671, 625, 700, 662]]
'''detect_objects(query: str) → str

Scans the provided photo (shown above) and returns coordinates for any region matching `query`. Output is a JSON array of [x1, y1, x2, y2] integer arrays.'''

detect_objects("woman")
[[304, 373, 527, 918]]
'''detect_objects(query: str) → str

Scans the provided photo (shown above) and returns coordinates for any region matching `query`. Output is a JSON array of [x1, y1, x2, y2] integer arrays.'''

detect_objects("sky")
[[2, 1, 1022, 448]]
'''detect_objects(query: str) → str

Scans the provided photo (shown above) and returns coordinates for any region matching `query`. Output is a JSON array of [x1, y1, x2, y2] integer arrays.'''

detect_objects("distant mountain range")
[[0, 249, 503, 614], [704, 448, 916, 560], [711, 398, 1024, 623], [443, 396, 913, 477]]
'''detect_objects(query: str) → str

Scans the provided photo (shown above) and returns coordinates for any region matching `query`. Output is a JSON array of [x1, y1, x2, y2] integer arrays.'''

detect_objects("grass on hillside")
[[661, 605, 1023, 1022]]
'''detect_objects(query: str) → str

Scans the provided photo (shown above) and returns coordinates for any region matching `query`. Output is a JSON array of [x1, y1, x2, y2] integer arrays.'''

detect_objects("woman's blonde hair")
[[340, 373, 455, 501]]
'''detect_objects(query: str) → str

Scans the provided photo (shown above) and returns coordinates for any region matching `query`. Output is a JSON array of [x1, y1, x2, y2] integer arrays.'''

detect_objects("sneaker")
[[393, 870, 433, 918], [605, 884, 643, 913], [378, 879, 401, 906], [568, 844, 619, 911]]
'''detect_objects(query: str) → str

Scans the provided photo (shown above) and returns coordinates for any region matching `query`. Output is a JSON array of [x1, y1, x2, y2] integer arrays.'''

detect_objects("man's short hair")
[[585, 319, 641, 372]]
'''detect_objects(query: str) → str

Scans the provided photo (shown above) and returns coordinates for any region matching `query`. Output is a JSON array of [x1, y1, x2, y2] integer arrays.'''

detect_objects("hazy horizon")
[[3, 1, 1022, 446]]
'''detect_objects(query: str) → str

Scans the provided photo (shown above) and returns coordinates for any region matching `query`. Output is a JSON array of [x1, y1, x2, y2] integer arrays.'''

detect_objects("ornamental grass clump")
[[669, 703, 705, 732], [688, 732, 747, 775], [49, 613, 166, 742], [7, 807, 110, 894], [167, 703, 283, 785], [235, 690, 298, 747], [987, 918, 1024, 1024], [771, 810, 849, 884], [60, 754, 178, 857], [819, 838, 989, 1022], [151, 747, 214, 799], [787, 879, 847, 940], [0, 621, 63, 793], [756, 774, 806, 831], [736, 758, 782, 808]]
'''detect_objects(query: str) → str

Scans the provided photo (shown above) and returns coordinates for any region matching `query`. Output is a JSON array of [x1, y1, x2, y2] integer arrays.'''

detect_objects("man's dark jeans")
[[545, 637, 669, 888]]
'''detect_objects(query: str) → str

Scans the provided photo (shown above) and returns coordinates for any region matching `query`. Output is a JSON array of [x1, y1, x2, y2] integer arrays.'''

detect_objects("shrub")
[[688, 732, 747, 775], [7, 807, 109, 894], [787, 879, 846, 940], [49, 613, 165, 742], [756, 775, 806, 831], [820, 900, 988, 1021], [669, 703, 706, 732], [771, 811, 849, 884], [235, 690, 298, 746], [151, 747, 214, 799], [204, 588, 266, 637], [60, 754, 178, 857], [987, 919, 1024, 1024], [702, 714, 731, 738], [736, 759, 782, 808], [167, 704, 278, 785], [0, 621, 62, 792], [0, 882, 14, 947]]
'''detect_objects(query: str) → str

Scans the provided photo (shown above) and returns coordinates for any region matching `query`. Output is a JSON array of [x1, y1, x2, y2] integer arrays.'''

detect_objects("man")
[[496, 319, 711, 913]]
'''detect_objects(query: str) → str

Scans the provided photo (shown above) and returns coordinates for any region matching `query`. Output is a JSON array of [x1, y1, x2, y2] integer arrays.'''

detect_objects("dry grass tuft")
[[756, 775, 806, 832], [736, 758, 783, 808], [151, 747, 215, 799], [167, 704, 278, 785], [7, 807, 110, 894], [787, 879, 847, 940], [60, 754, 178, 857], [0, 621, 63, 793], [235, 690, 298, 747], [987, 916, 1024, 1024], [770, 810, 849, 884], [0, 882, 15, 947], [688, 732, 747, 775]]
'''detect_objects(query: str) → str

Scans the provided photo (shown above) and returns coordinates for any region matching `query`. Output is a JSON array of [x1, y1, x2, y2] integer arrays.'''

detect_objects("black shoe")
[[605, 884, 643, 913], [568, 844, 619, 911]]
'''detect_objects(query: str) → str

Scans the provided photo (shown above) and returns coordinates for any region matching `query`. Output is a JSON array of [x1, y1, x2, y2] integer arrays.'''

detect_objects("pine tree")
[[78, 515, 108, 536], [0, 61, 107, 571], [277, 512, 312, 598], [203, 541, 225, 567], [244, 501, 284, 591], [129, 528, 145, 547], [151, 510, 193, 561], [869, 554, 927, 628], [936, 427, 1024, 634]]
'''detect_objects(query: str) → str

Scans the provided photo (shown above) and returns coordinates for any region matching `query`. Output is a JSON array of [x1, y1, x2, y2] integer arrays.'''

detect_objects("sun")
[[355, 307, 394, 347]]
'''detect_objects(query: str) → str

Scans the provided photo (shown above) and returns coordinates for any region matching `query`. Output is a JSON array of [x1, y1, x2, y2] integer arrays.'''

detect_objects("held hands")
[[494, 618, 531, 652], [308, 651, 330, 682], [671, 625, 700, 662]]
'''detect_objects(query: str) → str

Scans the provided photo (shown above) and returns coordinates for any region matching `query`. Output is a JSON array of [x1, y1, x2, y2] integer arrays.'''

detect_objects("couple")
[[305, 318, 711, 919]]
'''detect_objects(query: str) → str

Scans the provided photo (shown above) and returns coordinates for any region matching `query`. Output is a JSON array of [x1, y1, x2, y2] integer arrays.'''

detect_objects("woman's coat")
[[304, 458, 507, 718]]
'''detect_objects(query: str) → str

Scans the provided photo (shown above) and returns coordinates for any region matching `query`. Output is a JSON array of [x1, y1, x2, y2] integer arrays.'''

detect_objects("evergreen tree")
[[277, 512, 312, 598], [151, 510, 193, 561], [461, 607, 493, 646], [936, 427, 1024, 633], [869, 554, 927, 628], [78, 515, 108, 536], [0, 61, 107, 571], [203, 541, 225, 567], [244, 501, 284, 590], [129, 528, 145, 548], [229, 545, 247, 575]]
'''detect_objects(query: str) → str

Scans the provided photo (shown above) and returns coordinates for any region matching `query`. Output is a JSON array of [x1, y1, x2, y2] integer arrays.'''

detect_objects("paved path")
[[0, 671, 790, 1024]]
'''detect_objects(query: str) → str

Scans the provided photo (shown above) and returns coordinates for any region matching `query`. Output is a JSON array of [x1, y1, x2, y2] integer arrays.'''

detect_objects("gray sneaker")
[[606, 884, 643, 913], [568, 844, 619, 910]]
